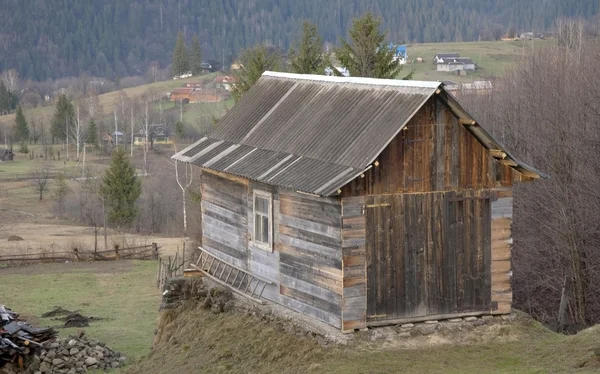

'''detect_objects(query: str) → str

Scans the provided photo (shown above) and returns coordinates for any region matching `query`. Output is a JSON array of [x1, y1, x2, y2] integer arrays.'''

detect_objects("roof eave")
[[438, 90, 549, 180]]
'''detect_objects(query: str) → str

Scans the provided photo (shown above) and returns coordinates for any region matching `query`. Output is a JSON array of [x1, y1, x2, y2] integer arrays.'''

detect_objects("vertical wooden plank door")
[[366, 192, 492, 323]]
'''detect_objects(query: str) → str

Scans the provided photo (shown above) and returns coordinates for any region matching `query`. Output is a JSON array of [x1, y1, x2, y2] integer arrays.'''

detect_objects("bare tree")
[[130, 100, 138, 156], [464, 37, 600, 329], [140, 96, 152, 175], [71, 103, 86, 159], [113, 107, 119, 147], [83, 89, 103, 121], [173, 151, 195, 234], [30, 165, 51, 201], [1, 69, 19, 93], [556, 18, 585, 59], [30, 116, 41, 145], [147, 62, 161, 83]]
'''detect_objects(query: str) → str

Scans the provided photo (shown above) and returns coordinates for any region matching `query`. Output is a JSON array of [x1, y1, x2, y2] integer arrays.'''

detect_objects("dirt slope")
[[125, 302, 600, 374]]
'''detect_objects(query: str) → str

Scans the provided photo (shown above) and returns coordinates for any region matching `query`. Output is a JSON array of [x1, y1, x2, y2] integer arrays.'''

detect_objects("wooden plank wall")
[[201, 170, 249, 269], [278, 190, 343, 328], [491, 190, 513, 314], [340, 98, 517, 197], [341, 196, 367, 331], [247, 181, 281, 302]]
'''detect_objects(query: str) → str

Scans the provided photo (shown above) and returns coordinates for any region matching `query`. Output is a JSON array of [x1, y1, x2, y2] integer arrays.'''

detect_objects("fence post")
[[152, 242, 158, 260], [157, 258, 162, 289], [182, 242, 186, 272]]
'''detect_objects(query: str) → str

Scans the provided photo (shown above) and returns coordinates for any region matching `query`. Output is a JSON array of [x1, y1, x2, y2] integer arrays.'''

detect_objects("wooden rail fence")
[[156, 243, 188, 290], [0, 243, 159, 266]]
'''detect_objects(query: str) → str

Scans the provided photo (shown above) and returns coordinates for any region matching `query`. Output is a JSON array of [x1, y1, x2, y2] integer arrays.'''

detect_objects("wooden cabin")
[[173, 72, 546, 331]]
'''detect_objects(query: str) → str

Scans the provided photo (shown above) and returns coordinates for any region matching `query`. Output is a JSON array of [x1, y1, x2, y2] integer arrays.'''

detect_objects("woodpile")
[[1, 304, 56, 369], [1, 305, 125, 373]]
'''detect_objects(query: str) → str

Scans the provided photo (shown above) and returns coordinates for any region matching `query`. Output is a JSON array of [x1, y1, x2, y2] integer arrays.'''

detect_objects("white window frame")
[[253, 190, 273, 251]]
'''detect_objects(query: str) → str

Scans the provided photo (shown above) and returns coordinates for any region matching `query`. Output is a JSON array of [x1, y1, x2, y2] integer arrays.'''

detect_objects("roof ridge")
[[262, 71, 442, 89]]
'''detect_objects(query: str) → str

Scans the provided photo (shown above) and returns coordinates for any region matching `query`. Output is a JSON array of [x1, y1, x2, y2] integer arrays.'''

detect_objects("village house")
[[100, 132, 114, 148], [214, 76, 237, 91], [134, 124, 173, 146], [173, 72, 545, 331], [169, 87, 230, 104], [437, 57, 476, 72], [433, 53, 460, 64], [169, 88, 195, 104]]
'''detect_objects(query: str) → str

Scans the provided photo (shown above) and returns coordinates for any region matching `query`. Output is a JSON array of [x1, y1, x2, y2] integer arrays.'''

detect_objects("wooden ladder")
[[190, 247, 272, 304]]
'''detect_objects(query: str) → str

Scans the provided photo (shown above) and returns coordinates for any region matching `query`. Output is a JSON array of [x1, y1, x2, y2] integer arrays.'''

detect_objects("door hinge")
[[491, 301, 498, 311]]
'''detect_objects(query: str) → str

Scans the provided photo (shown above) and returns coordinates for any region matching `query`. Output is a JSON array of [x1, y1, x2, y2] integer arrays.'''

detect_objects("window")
[[253, 190, 272, 250]]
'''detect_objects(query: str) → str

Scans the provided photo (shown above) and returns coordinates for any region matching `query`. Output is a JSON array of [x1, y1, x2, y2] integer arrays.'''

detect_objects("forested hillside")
[[1, 0, 598, 81]]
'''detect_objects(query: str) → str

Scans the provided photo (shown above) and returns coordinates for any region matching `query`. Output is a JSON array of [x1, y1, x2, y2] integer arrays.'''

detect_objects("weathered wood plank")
[[280, 193, 342, 228], [280, 295, 342, 328], [280, 214, 342, 239], [280, 285, 341, 315], [279, 262, 342, 295], [343, 296, 368, 321], [279, 234, 340, 261], [279, 243, 342, 270], [279, 224, 342, 252], [280, 274, 341, 301], [203, 168, 249, 186], [202, 239, 247, 269]]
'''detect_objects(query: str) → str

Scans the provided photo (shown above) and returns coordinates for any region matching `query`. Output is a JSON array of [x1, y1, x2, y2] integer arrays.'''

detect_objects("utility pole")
[[65, 116, 69, 161], [114, 108, 118, 147]]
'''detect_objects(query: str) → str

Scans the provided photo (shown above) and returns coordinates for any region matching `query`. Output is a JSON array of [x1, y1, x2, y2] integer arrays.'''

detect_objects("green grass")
[[0, 261, 161, 360], [404, 40, 551, 82]]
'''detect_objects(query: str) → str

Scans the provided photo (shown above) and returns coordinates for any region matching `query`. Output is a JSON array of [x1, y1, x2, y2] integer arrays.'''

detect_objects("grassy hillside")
[[0, 39, 547, 135], [126, 302, 600, 374], [3, 257, 600, 373], [0, 72, 219, 132], [405, 40, 546, 82]]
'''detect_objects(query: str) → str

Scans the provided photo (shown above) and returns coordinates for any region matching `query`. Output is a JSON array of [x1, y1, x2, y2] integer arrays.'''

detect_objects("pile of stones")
[[2, 334, 127, 374]]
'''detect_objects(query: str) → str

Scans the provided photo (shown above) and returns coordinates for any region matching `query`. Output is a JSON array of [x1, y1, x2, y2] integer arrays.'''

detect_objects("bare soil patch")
[[0, 222, 189, 259]]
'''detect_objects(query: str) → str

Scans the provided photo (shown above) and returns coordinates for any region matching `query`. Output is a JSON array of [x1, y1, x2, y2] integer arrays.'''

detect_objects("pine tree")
[[53, 172, 70, 216], [335, 13, 405, 79], [289, 21, 329, 75], [189, 34, 203, 75], [14, 105, 29, 142], [174, 120, 185, 138], [171, 32, 189, 77], [232, 44, 282, 101], [88, 120, 98, 148], [0, 82, 9, 113], [99, 148, 142, 228], [50, 94, 74, 143]]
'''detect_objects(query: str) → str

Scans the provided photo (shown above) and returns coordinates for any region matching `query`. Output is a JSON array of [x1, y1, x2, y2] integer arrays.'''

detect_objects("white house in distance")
[[437, 57, 477, 72], [433, 53, 460, 64]]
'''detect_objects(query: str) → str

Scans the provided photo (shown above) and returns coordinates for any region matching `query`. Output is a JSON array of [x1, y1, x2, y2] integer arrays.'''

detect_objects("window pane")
[[255, 214, 261, 241], [255, 196, 261, 211], [262, 215, 269, 243], [256, 196, 268, 214]]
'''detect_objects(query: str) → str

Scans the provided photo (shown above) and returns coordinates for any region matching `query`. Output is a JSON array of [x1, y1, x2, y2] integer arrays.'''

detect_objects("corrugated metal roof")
[[173, 72, 546, 196]]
